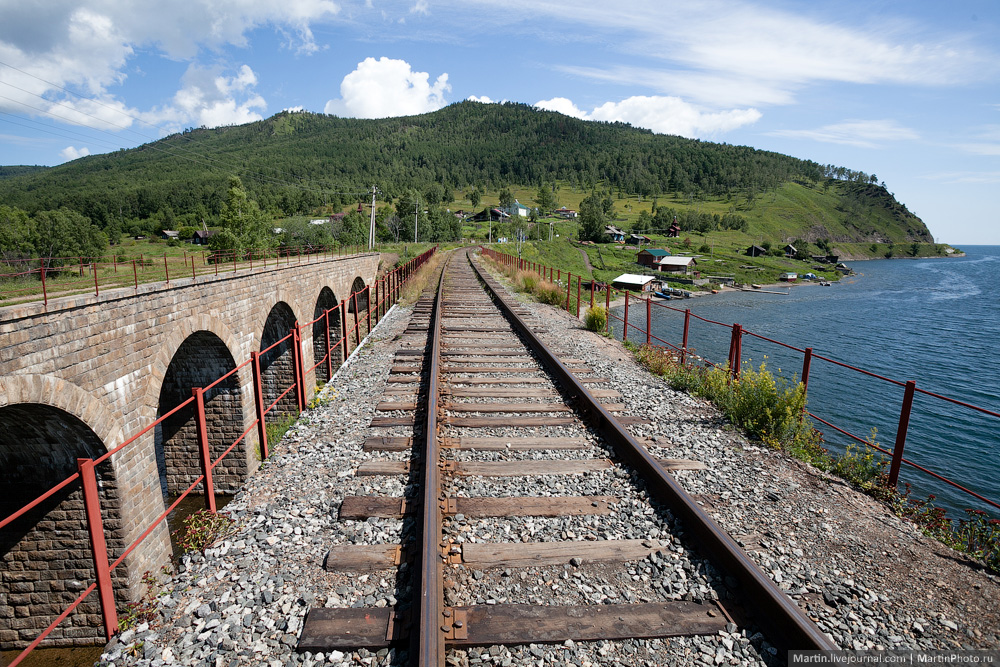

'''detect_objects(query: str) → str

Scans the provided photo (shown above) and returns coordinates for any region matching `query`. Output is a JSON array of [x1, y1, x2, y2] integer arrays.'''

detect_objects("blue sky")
[[1, 1, 998, 243]]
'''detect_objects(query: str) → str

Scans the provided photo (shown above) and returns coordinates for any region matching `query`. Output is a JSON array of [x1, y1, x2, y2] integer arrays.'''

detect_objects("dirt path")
[[577, 246, 594, 274]]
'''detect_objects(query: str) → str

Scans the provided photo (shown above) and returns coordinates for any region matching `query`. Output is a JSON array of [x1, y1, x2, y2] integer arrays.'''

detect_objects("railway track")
[[297, 248, 836, 665]]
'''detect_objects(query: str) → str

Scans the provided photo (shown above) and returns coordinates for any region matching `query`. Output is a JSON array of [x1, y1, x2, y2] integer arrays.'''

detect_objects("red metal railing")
[[0, 246, 436, 665], [480, 248, 1000, 515], [0, 244, 374, 308]]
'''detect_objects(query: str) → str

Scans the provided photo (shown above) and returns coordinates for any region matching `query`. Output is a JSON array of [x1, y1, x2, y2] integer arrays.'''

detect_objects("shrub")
[[119, 569, 169, 630], [172, 509, 237, 554], [632, 343, 677, 375], [828, 437, 892, 499], [584, 306, 608, 332], [533, 280, 564, 306], [515, 270, 538, 293]]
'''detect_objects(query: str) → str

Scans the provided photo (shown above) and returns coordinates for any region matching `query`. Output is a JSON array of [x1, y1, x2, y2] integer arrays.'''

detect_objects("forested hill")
[[0, 101, 929, 243]]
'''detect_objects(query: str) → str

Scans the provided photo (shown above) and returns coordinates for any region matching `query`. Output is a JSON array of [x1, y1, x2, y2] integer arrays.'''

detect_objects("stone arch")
[[249, 289, 303, 346], [140, 315, 246, 427], [155, 330, 245, 496], [260, 301, 299, 418], [0, 375, 124, 449], [347, 276, 368, 315], [0, 388, 129, 649], [312, 287, 341, 383]]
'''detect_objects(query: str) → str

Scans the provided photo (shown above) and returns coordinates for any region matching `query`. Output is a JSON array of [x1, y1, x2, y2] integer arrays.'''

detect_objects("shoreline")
[[605, 280, 824, 310]]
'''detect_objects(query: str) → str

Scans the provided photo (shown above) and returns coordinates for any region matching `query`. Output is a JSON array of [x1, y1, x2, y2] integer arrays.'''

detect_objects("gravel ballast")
[[98, 253, 1000, 667]]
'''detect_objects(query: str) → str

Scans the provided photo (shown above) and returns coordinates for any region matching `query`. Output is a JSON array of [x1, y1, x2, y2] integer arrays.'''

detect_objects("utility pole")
[[488, 214, 492, 244], [414, 196, 419, 243], [368, 185, 377, 251]]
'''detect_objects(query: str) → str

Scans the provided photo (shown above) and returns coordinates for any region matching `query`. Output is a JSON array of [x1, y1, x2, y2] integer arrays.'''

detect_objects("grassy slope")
[[455, 179, 952, 287]]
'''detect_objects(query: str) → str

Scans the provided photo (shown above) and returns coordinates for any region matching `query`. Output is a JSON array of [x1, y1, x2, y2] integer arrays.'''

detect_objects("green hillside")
[[0, 101, 931, 252]]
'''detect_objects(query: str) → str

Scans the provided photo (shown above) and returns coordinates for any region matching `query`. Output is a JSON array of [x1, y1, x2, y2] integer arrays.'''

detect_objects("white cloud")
[[324, 57, 450, 118], [440, 0, 995, 108], [467, 95, 496, 104], [60, 145, 91, 161], [536, 95, 761, 138], [952, 125, 1000, 155], [953, 144, 1000, 157], [142, 64, 267, 130], [535, 97, 586, 119], [410, 1, 430, 15], [924, 171, 1000, 185], [768, 119, 920, 148], [0, 2, 340, 129]]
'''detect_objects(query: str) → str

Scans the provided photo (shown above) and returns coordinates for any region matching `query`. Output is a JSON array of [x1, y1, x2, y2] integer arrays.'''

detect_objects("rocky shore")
[[98, 256, 1000, 667]]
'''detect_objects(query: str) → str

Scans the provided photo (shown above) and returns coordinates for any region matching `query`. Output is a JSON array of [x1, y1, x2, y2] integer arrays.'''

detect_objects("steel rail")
[[414, 253, 449, 667], [468, 251, 838, 653]]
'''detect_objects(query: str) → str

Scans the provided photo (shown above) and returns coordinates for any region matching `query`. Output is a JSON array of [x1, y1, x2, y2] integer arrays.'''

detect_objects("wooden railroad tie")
[[299, 601, 727, 651], [355, 458, 705, 476]]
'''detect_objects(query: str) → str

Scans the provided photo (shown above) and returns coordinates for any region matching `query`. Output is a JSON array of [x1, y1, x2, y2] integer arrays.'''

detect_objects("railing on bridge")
[[0, 244, 374, 308], [480, 247, 1000, 516], [0, 246, 436, 666]]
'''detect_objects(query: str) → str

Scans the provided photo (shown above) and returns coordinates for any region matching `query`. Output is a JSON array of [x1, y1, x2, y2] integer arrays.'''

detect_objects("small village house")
[[192, 230, 217, 245], [505, 200, 529, 218], [655, 256, 698, 275], [604, 225, 626, 242], [745, 245, 766, 257], [636, 248, 670, 268], [470, 208, 508, 223], [611, 273, 657, 292], [783, 244, 797, 257]]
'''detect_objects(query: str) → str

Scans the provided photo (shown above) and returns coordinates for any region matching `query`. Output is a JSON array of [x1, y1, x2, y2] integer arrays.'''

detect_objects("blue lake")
[[612, 246, 1000, 518]]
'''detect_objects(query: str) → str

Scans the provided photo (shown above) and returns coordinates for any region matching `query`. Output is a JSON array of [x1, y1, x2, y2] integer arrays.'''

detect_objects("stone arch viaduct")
[[0, 251, 381, 648]]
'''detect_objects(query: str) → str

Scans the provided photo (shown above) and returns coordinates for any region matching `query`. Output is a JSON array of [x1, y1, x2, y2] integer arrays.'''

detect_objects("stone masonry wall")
[[0, 253, 379, 649]]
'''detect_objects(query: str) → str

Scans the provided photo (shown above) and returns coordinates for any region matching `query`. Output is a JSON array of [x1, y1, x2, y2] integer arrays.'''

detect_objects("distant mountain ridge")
[[0, 101, 930, 243]]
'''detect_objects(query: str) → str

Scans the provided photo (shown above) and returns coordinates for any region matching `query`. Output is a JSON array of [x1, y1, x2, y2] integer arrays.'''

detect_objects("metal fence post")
[[681, 309, 691, 365], [291, 323, 306, 412], [93, 263, 99, 297], [192, 387, 217, 512], [250, 351, 269, 460], [352, 292, 361, 347], [888, 380, 916, 487], [77, 458, 118, 640], [645, 297, 651, 345], [366, 285, 373, 334], [324, 309, 334, 380], [623, 291, 630, 343], [341, 299, 350, 362], [728, 324, 743, 380], [801, 347, 813, 394]]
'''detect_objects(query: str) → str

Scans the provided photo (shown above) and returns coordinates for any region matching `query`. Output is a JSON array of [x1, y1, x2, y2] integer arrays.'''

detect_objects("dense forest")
[[0, 101, 930, 256]]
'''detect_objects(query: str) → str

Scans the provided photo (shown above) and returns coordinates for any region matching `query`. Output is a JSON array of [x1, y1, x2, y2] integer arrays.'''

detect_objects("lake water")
[[612, 246, 1000, 518]]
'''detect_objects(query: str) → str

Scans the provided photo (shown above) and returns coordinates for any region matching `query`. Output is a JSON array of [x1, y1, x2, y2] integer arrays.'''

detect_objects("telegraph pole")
[[368, 185, 378, 251], [414, 196, 419, 243]]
